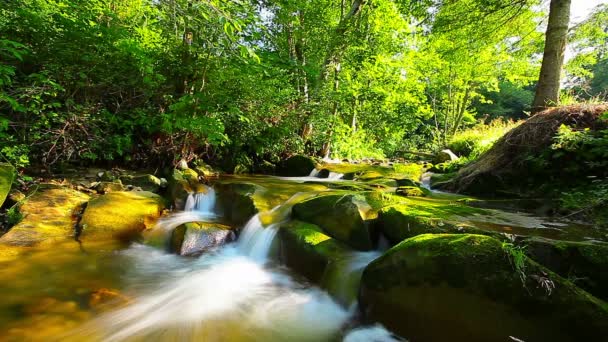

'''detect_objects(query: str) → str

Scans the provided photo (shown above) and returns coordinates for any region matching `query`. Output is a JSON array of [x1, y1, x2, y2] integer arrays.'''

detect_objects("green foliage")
[[449, 119, 521, 158], [565, 4, 608, 99], [502, 242, 528, 285], [330, 122, 384, 160]]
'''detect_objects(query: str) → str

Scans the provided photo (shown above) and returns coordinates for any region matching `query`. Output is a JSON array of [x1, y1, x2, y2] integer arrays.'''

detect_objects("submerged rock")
[[292, 194, 374, 250], [0, 185, 89, 247], [279, 220, 352, 283], [79, 191, 164, 241], [360, 234, 608, 341], [276, 155, 316, 177], [0, 163, 15, 207], [524, 237, 608, 302], [171, 221, 235, 256]]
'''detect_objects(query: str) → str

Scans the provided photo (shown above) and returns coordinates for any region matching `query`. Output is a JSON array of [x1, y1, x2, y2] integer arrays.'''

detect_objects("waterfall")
[[309, 168, 321, 177], [327, 172, 343, 180], [238, 192, 313, 263], [153, 186, 218, 234], [237, 214, 280, 263], [322, 251, 381, 307], [184, 187, 216, 214], [420, 172, 432, 190]]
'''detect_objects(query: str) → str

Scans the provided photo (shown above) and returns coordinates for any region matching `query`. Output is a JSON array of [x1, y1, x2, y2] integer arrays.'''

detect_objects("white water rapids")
[[71, 186, 398, 341]]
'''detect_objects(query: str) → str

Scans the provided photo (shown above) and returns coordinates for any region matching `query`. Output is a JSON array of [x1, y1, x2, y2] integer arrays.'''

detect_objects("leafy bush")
[[448, 118, 521, 158], [330, 122, 385, 160]]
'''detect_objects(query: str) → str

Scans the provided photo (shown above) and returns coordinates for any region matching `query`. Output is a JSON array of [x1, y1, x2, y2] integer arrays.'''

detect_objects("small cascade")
[[327, 172, 344, 180], [309, 168, 321, 177], [237, 214, 280, 263], [238, 192, 314, 263], [420, 172, 432, 190], [322, 251, 381, 307], [184, 186, 216, 214], [147, 185, 219, 247]]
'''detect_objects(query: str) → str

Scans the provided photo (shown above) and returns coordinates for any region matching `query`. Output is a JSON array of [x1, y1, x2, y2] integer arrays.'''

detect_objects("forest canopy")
[[0, 0, 606, 171]]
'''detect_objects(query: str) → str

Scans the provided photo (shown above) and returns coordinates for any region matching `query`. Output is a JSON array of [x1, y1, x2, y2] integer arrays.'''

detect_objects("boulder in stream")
[[524, 237, 608, 302], [0, 185, 89, 247], [292, 194, 374, 250], [215, 182, 261, 224], [376, 203, 491, 245], [171, 221, 235, 256], [79, 191, 164, 241], [276, 155, 316, 177], [360, 234, 608, 341], [279, 220, 352, 283]]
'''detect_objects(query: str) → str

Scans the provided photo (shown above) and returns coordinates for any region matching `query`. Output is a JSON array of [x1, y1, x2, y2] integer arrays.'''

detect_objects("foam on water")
[[74, 190, 355, 341]]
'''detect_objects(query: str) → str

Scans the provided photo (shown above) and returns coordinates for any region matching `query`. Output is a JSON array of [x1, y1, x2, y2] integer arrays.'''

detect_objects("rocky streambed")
[[0, 159, 607, 341]]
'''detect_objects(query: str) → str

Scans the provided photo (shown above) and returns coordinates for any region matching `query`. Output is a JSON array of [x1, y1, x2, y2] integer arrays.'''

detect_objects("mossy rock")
[[376, 203, 492, 245], [524, 237, 608, 302], [0, 185, 89, 247], [317, 169, 330, 178], [278, 220, 353, 283], [253, 160, 276, 175], [171, 222, 235, 256], [215, 182, 261, 224], [181, 168, 200, 187], [166, 169, 192, 210], [93, 181, 125, 194], [360, 234, 608, 341], [119, 174, 162, 193], [276, 155, 316, 177], [292, 194, 374, 250], [429, 172, 456, 189], [395, 186, 430, 197], [194, 162, 221, 178], [393, 178, 420, 187], [364, 178, 398, 188], [79, 191, 165, 242], [0, 163, 15, 207]]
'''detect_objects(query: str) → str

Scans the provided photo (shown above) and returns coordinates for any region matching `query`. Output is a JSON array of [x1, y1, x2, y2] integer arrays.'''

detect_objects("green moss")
[[318, 162, 424, 183], [0, 186, 90, 247], [292, 194, 373, 250], [524, 237, 608, 301], [279, 221, 354, 283], [361, 233, 608, 341], [395, 186, 429, 197], [0, 163, 15, 207], [79, 191, 165, 241]]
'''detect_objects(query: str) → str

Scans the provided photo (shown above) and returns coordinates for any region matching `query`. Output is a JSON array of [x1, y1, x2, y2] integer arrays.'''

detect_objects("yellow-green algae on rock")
[[279, 220, 352, 283], [0, 185, 90, 248], [360, 233, 608, 342], [0, 162, 15, 207], [79, 191, 164, 241]]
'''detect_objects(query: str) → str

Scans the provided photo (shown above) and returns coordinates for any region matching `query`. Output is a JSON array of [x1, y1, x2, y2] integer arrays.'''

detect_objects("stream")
[[0, 169, 605, 341]]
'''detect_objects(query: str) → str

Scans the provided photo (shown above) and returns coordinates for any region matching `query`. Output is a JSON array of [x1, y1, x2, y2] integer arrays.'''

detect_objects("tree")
[[532, 0, 571, 113]]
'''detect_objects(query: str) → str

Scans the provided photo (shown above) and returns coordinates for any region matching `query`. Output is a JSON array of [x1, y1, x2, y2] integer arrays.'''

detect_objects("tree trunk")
[[532, 0, 571, 113]]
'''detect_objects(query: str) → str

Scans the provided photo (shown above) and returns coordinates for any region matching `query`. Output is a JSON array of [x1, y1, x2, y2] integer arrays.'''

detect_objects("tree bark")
[[532, 0, 571, 113]]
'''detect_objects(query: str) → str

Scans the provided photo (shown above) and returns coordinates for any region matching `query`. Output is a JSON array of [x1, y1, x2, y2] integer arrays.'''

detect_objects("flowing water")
[[57, 188, 383, 341], [1, 172, 602, 341]]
